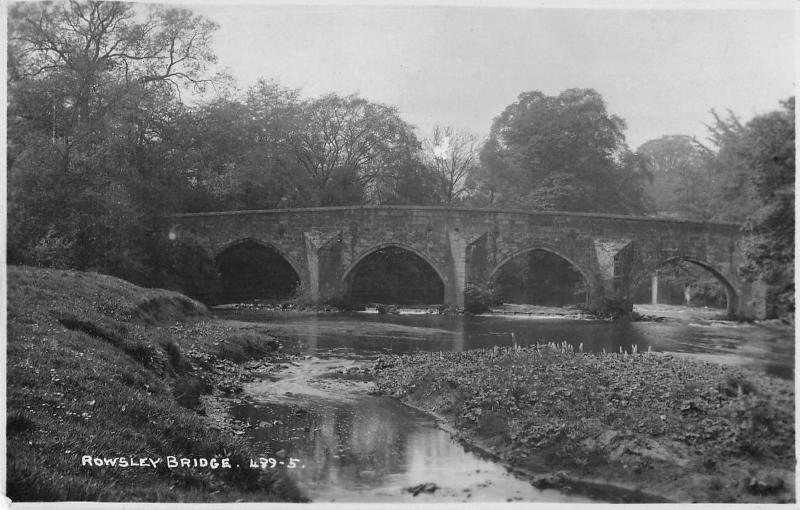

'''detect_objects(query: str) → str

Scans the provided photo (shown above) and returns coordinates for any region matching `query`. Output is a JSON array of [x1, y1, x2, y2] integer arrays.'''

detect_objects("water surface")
[[229, 357, 591, 502], [217, 309, 794, 379], [215, 307, 793, 502]]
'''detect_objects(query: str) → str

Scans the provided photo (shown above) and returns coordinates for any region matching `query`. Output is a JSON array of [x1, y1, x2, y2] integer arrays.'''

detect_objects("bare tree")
[[423, 126, 481, 204]]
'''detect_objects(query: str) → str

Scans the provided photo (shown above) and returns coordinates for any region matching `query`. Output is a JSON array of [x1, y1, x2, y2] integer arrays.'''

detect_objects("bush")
[[213, 331, 280, 363], [464, 281, 499, 314], [148, 233, 221, 304], [585, 296, 633, 320], [290, 280, 312, 307]]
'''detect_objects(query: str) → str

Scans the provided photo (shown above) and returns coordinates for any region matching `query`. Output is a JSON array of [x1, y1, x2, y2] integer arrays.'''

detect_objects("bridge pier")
[[164, 206, 768, 318], [590, 239, 635, 314], [651, 273, 659, 305], [303, 233, 321, 302], [446, 231, 468, 307]]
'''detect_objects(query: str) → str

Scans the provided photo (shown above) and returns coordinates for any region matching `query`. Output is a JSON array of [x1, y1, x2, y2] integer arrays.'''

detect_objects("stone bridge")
[[163, 206, 767, 319]]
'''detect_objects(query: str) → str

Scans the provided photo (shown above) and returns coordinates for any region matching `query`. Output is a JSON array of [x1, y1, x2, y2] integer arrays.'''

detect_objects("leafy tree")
[[636, 135, 713, 219], [695, 111, 762, 222], [736, 98, 795, 318], [288, 93, 421, 206], [690, 98, 794, 318], [8, 1, 219, 285], [166, 97, 252, 212], [368, 153, 442, 206], [477, 89, 650, 214], [237, 79, 306, 208]]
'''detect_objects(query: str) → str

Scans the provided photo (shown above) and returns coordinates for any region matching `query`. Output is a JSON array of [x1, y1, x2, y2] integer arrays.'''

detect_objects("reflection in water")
[[230, 386, 590, 502], [217, 309, 793, 501], [219, 311, 794, 379]]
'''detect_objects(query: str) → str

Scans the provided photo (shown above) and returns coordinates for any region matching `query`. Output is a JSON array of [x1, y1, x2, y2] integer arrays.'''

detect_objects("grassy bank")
[[6, 266, 307, 502], [374, 344, 795, 503]]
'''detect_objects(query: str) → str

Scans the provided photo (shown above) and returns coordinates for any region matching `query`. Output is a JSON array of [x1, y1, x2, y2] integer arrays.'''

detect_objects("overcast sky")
[[188, 1, 795, 149]]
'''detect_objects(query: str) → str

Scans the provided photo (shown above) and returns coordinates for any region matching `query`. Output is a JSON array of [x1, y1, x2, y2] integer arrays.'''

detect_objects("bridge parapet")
[[162, 206, 765, 319]]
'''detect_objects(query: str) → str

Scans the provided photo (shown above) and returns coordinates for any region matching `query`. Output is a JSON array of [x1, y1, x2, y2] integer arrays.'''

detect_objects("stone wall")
[[162, 206, 765, 319]]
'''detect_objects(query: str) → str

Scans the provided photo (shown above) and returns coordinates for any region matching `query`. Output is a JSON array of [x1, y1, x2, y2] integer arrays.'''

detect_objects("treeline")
[[637, 100, 795, 315], [6, 2, 793, 316]]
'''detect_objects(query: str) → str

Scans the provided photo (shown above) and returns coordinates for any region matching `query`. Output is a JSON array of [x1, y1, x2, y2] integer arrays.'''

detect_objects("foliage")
[[288, 93, 424, 206], [583, 296, 633, 320], [147, 233, 221, 304], [7, 2, 791, 322], [6, 2, 441, 289], [735, 98, 795, 319], [636, 135, 714, 219], [7, 1, 220, 286], [476, 89, 651, 214], [464, 281, 499, 314], [690, 98, 795, 318], [637, 99, 795, 319], [696, 110, 762, 223], [374, 346, 795, 502]]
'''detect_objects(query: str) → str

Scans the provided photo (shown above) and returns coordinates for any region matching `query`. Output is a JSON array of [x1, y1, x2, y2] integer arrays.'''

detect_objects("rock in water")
[[406, 482, 439, 496]]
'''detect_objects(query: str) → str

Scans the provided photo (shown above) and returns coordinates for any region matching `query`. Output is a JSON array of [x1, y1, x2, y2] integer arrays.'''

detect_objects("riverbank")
[[6, 266, 307, 502], [373, 345, 795, 503]]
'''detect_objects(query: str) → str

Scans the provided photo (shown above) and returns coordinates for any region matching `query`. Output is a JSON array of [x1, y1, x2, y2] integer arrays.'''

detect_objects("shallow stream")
[[215, 307, 794, 502]]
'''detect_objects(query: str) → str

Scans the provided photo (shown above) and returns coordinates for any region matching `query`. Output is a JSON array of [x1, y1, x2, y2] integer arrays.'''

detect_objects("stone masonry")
[[162, 205, 766, 319]]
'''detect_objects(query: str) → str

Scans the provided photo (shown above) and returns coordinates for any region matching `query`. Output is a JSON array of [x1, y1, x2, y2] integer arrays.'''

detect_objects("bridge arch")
[[214, 238, 305, 302], [343, 242, 447, 304], [343, 242, 447, 284], [163, 206, 762, 318], [489, 246, 594, 305], [632, 256, 738, 316], [214, 237, 305, 279]]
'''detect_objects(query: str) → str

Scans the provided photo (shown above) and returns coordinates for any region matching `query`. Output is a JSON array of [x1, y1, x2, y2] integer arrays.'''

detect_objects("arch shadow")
[[342, 242, 448, 285], [489, 246, 595, 303], [632, 256, 737, 315], [214, 237, 305, 283]]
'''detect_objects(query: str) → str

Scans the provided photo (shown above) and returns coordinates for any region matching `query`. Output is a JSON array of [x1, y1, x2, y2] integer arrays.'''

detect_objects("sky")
[[185, 1, 795, 149]]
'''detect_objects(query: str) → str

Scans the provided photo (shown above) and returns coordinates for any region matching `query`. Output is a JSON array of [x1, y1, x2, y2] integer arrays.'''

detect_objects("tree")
[[637, 135, 713, 219], [736, 98, 795, 318], [695, 110, 762, 222], [9, 1, 218, 98], [236, 79, 306, 208], [477, 89, 650, 214], [691, 98, 794, 318], [288, 93, 421, 206], [7, 1, 219, 282], [422, 126, 481, 204], [367, 153, 442, 206]]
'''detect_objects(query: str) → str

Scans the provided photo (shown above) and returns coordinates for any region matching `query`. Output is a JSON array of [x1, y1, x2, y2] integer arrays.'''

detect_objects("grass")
[[374, 343, 795, 503], [6, 266, 307, 502]]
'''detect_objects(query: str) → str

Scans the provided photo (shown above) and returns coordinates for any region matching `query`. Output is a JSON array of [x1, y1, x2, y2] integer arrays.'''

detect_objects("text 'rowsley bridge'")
[[163, 206, 767, 319]]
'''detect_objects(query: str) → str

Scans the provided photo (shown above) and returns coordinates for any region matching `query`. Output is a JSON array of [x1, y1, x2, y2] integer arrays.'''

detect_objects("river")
[[214, 305, 794, 502]]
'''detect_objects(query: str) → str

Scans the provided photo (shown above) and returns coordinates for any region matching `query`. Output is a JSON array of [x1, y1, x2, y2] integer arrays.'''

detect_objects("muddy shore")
[[373, 345, 795, 503]]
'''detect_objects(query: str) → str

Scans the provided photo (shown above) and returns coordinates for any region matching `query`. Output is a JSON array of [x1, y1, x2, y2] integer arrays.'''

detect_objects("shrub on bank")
[[464, 282, 500, 314], [582, 296, 633, 319]]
